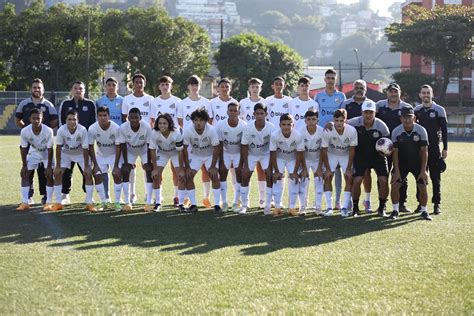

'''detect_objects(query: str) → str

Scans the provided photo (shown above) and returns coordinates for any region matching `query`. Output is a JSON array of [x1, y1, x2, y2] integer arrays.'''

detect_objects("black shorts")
[[396, 165, 426, 185], [353, 155, 388, 177]]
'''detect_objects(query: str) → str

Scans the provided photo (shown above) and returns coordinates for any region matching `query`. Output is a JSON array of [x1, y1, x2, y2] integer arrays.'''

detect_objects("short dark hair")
[[66, 109, 79, 117], [253, 102, 267, 113], [190, 107, 210, 122], [304, 109, 318, 118], [128, 107, 141, 116], [187, 75, 201, 86], [154, 113, 175, 132], [105, 77, 118, 84], [218, 78, 232, 87], [325, 69, 337, 76], [159, 75, 173, 84], [272, 76, 285, 84], [32, 78, 44, 86], [334, 108, 347, 119], [29, 108, 42, 116], [132, 73, 146, 83], [248, 78, 263, 85], [227, 102, 240, 109], [280, 113, 294, 123], [97, 106, 110, 115], [72, 81, 84, 87], [298, 77, 311, 85]]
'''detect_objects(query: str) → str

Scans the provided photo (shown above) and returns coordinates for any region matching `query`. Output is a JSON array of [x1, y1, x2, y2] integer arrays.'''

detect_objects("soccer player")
[[87, 106, 121, 211], [414, 84, 448, 215], [118, 107, 153, 212], [288, 77, 319, 130], [177, 75, 213, 208], [211, 78, 238, 125], [269, 114, 305, 216], [376, 82, 412, 212], [15, 78, 58, 205], [182, 108, 221, 213], [17, 109, 55, 211], [239, 77, 267, 207], [52, 110, 90, 211], [152, 75, 182, 206], [389, 107, 432, 221], [314, 69, 346, 211], [321, 109, 358, 217], [298, 109, 325, 215], [240, 103, 275, 215], [265, 76, 292, 127], [347, 101, 390, 217], [149, 113, 185, 212], [216, 102, 247, 212]]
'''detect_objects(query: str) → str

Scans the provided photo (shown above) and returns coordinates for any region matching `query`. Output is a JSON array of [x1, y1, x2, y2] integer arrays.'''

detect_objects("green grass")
[[0, 135, 472, 314]]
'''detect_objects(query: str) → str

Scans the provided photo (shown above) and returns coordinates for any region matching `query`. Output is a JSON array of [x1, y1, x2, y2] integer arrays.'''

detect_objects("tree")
[[385, 5, 474, 103], [391, 70, 437, 104], [214, 33, 303, 100]]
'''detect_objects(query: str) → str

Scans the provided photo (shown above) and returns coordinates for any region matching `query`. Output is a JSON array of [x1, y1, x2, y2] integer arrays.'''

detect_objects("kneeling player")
[[149, 113, 185, 212], [321, 109, 358, 217], [17, 108, 55, 211], [389, 107, 432, 220]]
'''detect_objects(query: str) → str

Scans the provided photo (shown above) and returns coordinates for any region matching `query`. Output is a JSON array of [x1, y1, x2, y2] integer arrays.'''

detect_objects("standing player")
[[321, 109, 358, 217], [52, 110, 90, 211], [210, 78, 238, 125], [182, 108, 221, 213], [149, 113, 185, 212], [240, 103, 275, 215], [177, 75, 214, 208], [269, 114, 305, 216], [17, 109, 55, 211], [216, 102, 247, 212], [298, 110, 325, 215], [87, 106, 121, 211], [389, 107, 432, 221], [265, 76, 292, 128], [376, 83, 412, 212], [347, 101, 390, 217], [414, 84, 448, 215], [288, 77, 319, 130]]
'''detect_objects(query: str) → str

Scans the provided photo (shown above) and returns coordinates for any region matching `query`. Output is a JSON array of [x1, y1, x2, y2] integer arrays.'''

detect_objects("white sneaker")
[[28, 197, 35, 205], [324, 208, 334, 217], [263, 206, 271, 215], [154, 204, 162, 212], [238, 206, 248, 215], [298, 207, 306, 216], [130, 194, 137, 204], [222, 202, 228, 212], [232, 203, 239, 212], [341, 208, 349, 217], [314, 206, 323, 216], [61, 194, 71, 205], [259, 200, 265, 209]]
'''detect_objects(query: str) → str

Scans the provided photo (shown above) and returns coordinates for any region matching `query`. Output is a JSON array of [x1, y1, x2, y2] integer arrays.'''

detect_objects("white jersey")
[[88, 121, 120, 158], [299, 125, 324, 162], [265, 95, 292, 127], [270, 129, 305, 161], [183, 123, 220, 157], [210, 96, 238, 125], [216, 119, 247, 155], [177, 96, 212, 129], [241, 121, 275, 157], [148, 129, 184, 154], [56, 124, 89, 156], [122, 94, 155, 123], [118, 120, 152, 155], [20, 124, 54, 160], [288, 97, 320, 130], [322, 124, 358, 156], [239, 97, 266, 122], [152, 95, 181, 127]]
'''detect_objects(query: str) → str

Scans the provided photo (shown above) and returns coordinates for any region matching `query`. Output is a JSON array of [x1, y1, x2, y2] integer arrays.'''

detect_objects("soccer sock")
[[21, 186, 29, 204], [392, 203, 399, 212], [54, 185, 62, 203], [265, 187, 273, 208], [123, 182, 130, 204], [365, 192, 371, 202], [220, 181, 228, 204], [85, 185, 94, 204], [130, 169, 136, 197], [324, 191, 333, 210], [298, 178, 309, 209], [229, 167, 237, 185], [343, 191, 352, 209], [213, 188, 221, 206], [273, 180, 283, 208], [233, 182, 241, 205], [145, 183, 153, 204], [335, 168, 342, 204], [188, 189, 196, 205], [258, 181, 266, 202], [95, 184, 106, 202], [174, 186, 178, 198], [114, 183, 122, 203], [420, 205, 427, 213], [315, 177, 324, 209], [203, 181, 210, 199], [102, 173, 110, 200], [240, 186, 249, 208], [288, 179, 299, 209], [178, 189, 186, 205], [154, 188, 161, 204], [46, 186, 53, 204]]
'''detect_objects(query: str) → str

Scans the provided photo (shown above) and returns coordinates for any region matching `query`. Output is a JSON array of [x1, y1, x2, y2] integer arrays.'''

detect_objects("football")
[[375, 137, 394, 156]]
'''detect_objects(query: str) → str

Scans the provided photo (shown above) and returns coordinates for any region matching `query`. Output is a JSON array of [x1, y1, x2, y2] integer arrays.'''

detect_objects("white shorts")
[[189, 155, 213, 171], [306, 159, 322, 174], [328, 153, 349, 173], [276, 158, 296, 174], [27, 156, 53, 171], [156, 152, 179, 168], [222, 152, 240, 169], [247, 155, 270, 171], [127, 150, 148, 165], [95, 155, 119, 174], [61, 154, 86, 169]]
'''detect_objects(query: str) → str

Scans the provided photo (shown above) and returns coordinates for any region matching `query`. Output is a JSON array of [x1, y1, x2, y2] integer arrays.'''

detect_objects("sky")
[[338, 0, 401, 17]]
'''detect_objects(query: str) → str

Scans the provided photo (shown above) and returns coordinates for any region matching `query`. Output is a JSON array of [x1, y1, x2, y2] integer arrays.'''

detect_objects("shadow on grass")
[[0, 203, 422, 255]]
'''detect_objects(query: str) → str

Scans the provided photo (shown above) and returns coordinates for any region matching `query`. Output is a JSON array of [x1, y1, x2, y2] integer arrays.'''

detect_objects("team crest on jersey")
[[82, 106, 88, 112], [156, 104, 162, 108], [77, 136, 82, 142], [332, 136, 337, 141], [202, 137, 209, 142], [131, 102, 135, 105], [278, 141, 283, 144], [28, 137, 33, 142], [66, 137, 71, 141], [224, 132, 228, 136], [216, 105, 220, 109], [68, 107, 73, 111], [373, 131, 379, 138], [251, 134, 256, 138], [413, 135, 420, 141], [186, 106, 191, 109], [321, 98, 326, 102], [193, 138, 199, 141], [96, 133, 101, 138], [295, 104, 300, 108], [344, 138, 349, 144], [290, 141, 296, 147], [109, 134, 115, 140], [430, 112, 436, 118], [283, 103, 288, 108], [139, 135, 145, 140], [263, 135, 270, 141], [398, 110, 401, 116], [170, 103, 176, 109], [127, 135, 131, 138], [246, 106, 251, 110], [237, 132, 242, 138], [41, 106, 46, 112], [304, 138, 308, 143], [316, 139, 322, 145]]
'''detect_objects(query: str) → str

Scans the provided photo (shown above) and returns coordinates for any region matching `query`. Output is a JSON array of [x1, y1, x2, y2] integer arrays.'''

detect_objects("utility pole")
[[220, 19, 224, 43], [338, 60, 343, 91], [85, 14, 91, 98], [360, 62, 363, 80]]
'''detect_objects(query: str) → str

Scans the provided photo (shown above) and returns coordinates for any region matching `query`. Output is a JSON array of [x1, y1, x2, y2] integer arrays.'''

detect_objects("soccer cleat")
[[16, 203, 30, 211], [377, 207, 387, 217], [189, 204, 199, 213], [238, 206, 248, 215], [363, 200, 372, 213], [85, 204, 98, 213], [122, 204, 133, 213], [341, 208, 349, 217], [222, 202, 229, 213], [232, 203, 240, 213], [173, 197, 179, 207], [334, 202, 342, 210], [61, 193, 71, 205], [263, 206, 271, 215], [323, 208, 333, 217], [28, 197, 35, 205], [202, 198, 212, 209], [272, 208, 283, 216], [433, 204, 441, 215], [414, 204, 422, 213], [144, 204, 155, 212], [114, 202, 122, 211], [42, 204, 53, 212], [130, 194, 137, 204], [399, 204, 412, 213], [259, 200, 265, 209], [314, 206, 323, 216], [41, 195, 47, 205], [178, 204, 187, 213], [154, 203, 162, 212], [389, 210, 399, 220], [214, 205, 223, 214], [298, 207, 306, 216], [50, 203, 64, 211], [96, 202, 106, 211], [421, 211, 432, 221], [184, 198, 191, 208], [288, 208, 299, 216]]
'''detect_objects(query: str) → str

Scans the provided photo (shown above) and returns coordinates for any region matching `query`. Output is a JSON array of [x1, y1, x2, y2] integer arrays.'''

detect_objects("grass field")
[[0, 135, 473, 314]]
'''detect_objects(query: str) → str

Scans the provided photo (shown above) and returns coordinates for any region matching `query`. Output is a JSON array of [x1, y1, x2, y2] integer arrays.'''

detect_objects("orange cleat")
[[42, 204, 53, 212], [122, 204, 133, 213], [144, 204, 154, 212], [16, 203, 30, 211], [288, 208, 299, 216], [50, 203, 64, 211], [272, 208, 283, 217], [202, 198, 212, 209], [85, 204, 97, 213]]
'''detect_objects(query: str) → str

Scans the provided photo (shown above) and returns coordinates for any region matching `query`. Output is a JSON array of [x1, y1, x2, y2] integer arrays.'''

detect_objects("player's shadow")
[[0, 202, 423, 256]]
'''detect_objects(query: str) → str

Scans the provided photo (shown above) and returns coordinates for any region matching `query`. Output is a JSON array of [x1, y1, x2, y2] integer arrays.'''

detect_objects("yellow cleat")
[[272, 208, 283, 217], [16, 203, 30, 211], [85, 204, 97, 213], [202, 198, 212, 209], [144, 204, 155, 212], [288, 208, 299, 216], [122, 204, 133, 213], [50, 203, 64, 211], [42, 204, 53, 212]]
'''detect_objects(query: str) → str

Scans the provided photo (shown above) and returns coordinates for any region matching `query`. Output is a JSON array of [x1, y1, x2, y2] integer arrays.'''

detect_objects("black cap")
[[439, 157, 447, 173], [400, 106, 414, 116], [387, 83, 401, 91]]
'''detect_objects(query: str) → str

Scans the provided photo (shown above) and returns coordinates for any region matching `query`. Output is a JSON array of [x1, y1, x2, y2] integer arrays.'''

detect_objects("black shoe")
[[433, 204, 441, 215], [399, 204, 412, 213], [41, 195, 47, 205], [189, 204, 198, 213], [214, 205, 222, 214], [414, 204, 422, 213], [377, 207, 387, 217], [389, 210, 399, 219], [421, 211, 432, 221], [178, 204, 187, 213], [351, 208, 360, 217]]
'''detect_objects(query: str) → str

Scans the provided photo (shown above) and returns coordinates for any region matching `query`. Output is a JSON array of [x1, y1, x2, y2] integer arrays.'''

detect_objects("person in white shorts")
[[298, 109, 325, 216], [216, 102, 247, 213], [118, 107, 152, 212], [149, 113, 185, 213], [289, 77, 320, 130], [240, 103, 275, 215], [177, 75, 213, 208], [17, 108, 55, 212], [321, 109, 358, 217], [87, 106, 121, 212], [270, 114, 305, 216], [182, 108, 221, 213], [239, 77, 267, 207], [53, 110, 90, 211]]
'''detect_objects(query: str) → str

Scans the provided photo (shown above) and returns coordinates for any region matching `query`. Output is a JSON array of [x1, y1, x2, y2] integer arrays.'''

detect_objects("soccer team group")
[[15, 69, 448, 221]]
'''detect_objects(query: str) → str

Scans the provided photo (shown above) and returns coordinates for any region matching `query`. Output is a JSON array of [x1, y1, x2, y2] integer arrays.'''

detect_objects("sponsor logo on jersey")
[[250, 143, 256, 148], [295, 114, 300, 121], [186, 114, 191, 121]]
